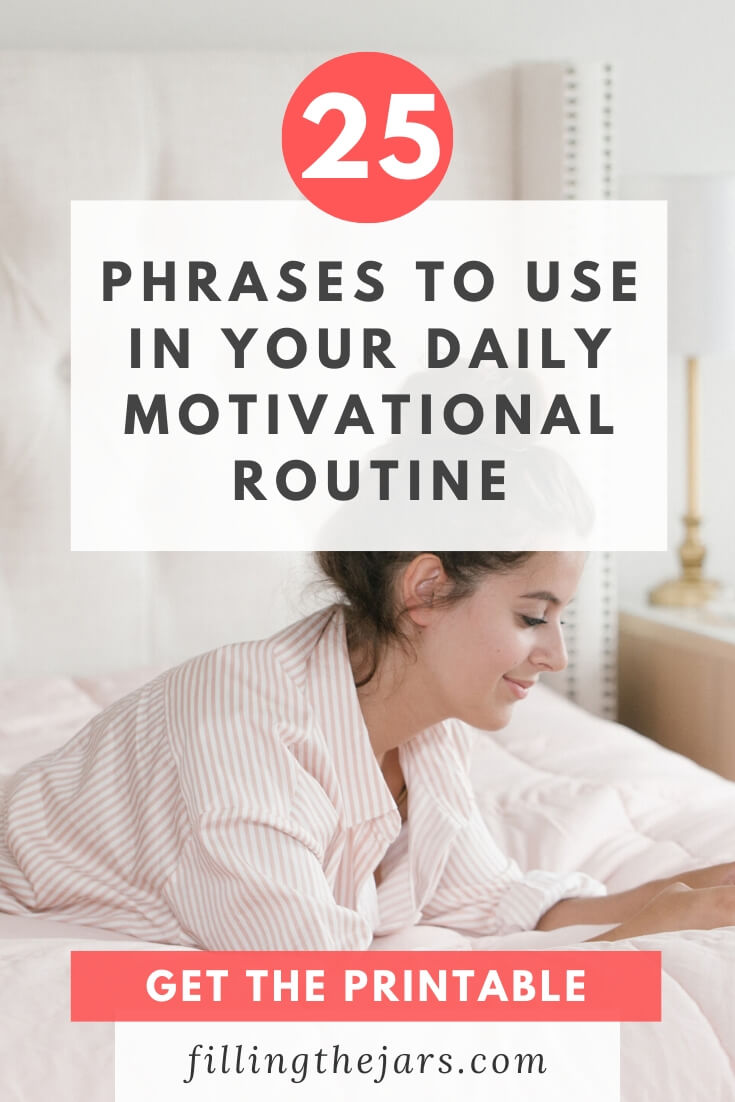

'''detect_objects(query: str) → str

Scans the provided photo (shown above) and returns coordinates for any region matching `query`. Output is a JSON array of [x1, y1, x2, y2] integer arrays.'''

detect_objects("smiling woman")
[[0, 550, 734, 949], [316, 551, 579, 720]]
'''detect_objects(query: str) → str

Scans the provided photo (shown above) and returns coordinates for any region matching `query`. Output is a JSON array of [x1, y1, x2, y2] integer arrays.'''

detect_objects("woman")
[[0, 550, 733, 947]]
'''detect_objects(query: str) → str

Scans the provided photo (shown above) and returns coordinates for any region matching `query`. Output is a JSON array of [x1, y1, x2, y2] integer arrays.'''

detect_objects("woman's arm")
[[165, 814, 375, 951], [536, 861, 735, 938]]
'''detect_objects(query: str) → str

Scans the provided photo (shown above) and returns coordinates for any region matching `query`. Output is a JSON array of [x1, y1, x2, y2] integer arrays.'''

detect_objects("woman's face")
[[414, 552, 586, 731]]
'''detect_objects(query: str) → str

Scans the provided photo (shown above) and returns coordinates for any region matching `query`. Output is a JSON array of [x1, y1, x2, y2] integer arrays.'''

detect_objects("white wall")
[[3, 0, 734, 603]]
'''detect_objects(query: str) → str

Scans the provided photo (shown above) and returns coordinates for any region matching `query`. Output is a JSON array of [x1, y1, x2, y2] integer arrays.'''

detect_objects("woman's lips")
[[502, 676, 536, 700]]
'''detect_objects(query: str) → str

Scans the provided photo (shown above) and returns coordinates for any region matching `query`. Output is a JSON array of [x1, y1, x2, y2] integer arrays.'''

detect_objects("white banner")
[[72, 199, 666, 551], [115, 1020, 620, 1101]]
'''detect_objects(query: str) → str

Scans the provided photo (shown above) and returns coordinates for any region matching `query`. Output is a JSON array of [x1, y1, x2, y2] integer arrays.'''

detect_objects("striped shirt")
[[0, 607, 604, 949]]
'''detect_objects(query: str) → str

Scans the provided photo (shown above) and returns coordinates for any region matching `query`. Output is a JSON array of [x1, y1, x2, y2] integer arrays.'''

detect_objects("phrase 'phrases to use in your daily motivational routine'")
[[71, 201, 666, 552]]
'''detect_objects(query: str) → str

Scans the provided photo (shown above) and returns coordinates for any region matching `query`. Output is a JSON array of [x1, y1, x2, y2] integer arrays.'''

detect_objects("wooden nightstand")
[[618, 604, 735, 780]]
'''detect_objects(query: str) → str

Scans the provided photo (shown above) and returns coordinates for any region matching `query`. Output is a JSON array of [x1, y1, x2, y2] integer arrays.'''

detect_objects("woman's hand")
[[589, 880, 735, 942], [671, 861, 735, 891], [535, 861, 735, 935]]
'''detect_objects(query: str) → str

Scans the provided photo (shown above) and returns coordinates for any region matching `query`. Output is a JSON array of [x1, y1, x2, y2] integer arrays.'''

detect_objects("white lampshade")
[[622, 174, 735, 357]]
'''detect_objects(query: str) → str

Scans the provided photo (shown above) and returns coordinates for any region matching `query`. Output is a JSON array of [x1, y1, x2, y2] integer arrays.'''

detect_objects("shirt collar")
[[306, 605, 399, 829]]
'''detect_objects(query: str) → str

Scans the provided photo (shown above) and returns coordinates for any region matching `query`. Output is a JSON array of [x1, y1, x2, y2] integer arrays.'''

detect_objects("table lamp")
[[646, 175, 735, 607]]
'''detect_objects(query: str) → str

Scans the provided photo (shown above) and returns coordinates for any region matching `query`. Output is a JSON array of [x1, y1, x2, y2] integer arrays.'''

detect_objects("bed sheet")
[[1, 671, 734, 1101]]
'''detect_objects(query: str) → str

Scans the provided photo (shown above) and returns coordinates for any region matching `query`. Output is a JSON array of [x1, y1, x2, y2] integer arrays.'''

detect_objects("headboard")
[[0, 52, 617, 716]]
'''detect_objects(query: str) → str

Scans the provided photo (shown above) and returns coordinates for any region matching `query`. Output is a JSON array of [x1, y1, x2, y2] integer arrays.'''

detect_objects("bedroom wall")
[[2, 0, 734, 604]]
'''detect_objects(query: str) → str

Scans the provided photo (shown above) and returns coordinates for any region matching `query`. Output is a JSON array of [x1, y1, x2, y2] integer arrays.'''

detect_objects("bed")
[[2, 50, 732, 1102], [1, 668, 734, 1100]]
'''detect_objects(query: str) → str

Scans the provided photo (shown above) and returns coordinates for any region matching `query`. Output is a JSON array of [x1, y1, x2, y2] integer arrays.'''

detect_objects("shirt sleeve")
[[421, 802, 607, 937], [163, 809, 374, 950], [163, 641, 375, 951]]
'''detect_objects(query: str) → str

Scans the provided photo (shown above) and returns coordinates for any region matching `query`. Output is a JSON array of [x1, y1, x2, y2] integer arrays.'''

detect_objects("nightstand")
[[618, 603, 735, 780]]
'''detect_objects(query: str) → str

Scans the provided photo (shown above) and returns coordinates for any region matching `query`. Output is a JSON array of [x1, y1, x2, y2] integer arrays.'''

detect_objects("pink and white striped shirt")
[[0, 607, 603, 949]]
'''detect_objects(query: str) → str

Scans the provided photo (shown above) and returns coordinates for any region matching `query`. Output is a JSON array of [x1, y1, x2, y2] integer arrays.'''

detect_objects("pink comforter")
[[1, 672, 733, 1100]]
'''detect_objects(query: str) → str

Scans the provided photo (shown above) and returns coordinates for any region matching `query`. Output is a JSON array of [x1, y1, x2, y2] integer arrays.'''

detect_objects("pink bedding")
[[1, 672, 733, 1100]]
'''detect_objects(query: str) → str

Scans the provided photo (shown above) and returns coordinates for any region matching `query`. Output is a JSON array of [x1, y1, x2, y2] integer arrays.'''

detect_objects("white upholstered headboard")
[[0, 52, 617, 716], [516, 62, 618, 719]]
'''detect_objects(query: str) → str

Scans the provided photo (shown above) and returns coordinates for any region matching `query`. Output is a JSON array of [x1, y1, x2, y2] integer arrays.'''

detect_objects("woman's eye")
[[520, 615, 547, 627]]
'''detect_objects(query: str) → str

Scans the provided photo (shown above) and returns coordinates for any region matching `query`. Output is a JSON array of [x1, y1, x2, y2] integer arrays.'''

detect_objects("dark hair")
[[315, 552, 533, 686]]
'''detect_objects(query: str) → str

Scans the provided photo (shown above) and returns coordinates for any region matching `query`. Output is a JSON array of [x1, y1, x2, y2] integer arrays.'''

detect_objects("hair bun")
[[315, 551, 531, 685]]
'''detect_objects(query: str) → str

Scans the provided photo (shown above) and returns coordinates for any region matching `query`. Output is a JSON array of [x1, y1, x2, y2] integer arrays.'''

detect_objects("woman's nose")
[[532, 625, 568, 672]]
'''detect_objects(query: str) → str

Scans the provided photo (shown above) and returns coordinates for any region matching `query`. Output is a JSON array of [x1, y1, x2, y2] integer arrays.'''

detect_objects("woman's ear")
[[415, 575, 438, 605], [401, 554, 449, 627]]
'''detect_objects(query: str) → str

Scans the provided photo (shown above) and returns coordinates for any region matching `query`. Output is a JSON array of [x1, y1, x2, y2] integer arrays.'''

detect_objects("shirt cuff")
[[492, 870, 607, 935]]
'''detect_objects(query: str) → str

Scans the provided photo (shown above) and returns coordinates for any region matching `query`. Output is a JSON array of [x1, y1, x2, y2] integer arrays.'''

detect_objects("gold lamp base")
[[649, 575, 720, 607], [649, 510, 721, 608]]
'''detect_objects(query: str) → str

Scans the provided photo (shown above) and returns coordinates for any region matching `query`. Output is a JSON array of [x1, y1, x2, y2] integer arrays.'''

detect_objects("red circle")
[[282, 52, 453, 223]]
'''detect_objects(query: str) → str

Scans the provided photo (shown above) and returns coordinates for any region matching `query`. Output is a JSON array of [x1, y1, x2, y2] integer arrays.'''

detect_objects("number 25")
[[302, 93, 441, 181]]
